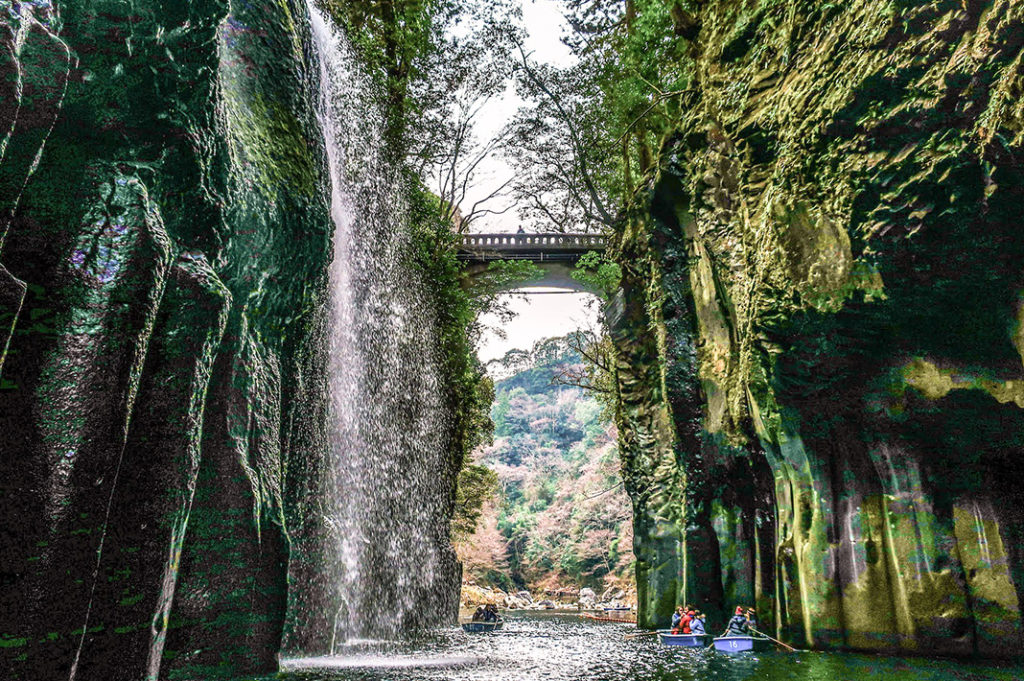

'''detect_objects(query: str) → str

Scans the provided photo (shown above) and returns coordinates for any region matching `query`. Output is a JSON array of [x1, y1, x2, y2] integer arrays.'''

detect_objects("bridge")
[[457, 233, 607, 263], [457, 232, 608, 294]]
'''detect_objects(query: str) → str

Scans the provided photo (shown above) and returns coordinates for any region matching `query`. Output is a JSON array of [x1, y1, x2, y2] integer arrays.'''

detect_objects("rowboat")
[[657, 631, 709, 647], [461, 620, 503, 633], [711, 635, 771, 652]]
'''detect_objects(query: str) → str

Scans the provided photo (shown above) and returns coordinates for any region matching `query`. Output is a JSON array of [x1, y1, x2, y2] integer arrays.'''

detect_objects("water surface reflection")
[[279, 613, 1022, 681]]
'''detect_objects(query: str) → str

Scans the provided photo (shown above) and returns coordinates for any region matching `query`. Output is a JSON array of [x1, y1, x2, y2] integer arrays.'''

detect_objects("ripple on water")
[[276, 613, 1024, 681], [280, 655, 480, 671]]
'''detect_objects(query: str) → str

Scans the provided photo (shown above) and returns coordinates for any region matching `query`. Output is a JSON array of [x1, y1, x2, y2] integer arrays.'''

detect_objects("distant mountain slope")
[[456, 337, 633, 595]]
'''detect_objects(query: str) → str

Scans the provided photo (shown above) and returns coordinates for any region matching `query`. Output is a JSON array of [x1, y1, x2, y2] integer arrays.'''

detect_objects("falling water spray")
[[295, 1, 460, 649]]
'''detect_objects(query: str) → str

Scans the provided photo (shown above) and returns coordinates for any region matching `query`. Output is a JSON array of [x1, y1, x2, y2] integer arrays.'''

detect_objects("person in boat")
[[745, 607, 758, 633], [726, 606, 749, 636], [670, 606, 684, 634], [483, 604, 499, 622], [690, 610, 706, 635], [472, 605, 486, 622], [681, 608, 694, 634]]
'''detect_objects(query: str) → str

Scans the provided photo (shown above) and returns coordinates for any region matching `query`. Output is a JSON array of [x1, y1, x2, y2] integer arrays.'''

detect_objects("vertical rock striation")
[[0, 0, 340, 678], [614, 0, 1024, 658]]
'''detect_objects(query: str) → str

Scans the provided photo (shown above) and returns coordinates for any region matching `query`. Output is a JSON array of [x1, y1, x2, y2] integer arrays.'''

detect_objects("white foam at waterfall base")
[[281, 654, 480, 671], [302, 0, 456, 648]]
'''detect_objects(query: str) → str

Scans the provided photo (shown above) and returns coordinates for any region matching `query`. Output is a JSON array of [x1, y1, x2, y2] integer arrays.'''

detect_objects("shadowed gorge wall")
[[611, 0, 1024, 657], [0, 1, 464, 679], [0, 1, 324, 678]]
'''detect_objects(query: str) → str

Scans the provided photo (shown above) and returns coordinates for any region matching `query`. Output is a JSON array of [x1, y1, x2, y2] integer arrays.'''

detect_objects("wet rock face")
[[615, 0, 1024, 657], [0, 1, 331, 679]]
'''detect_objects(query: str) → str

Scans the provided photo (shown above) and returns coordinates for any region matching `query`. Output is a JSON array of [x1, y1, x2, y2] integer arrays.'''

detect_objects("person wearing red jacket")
[[680, 608, 693, 634]]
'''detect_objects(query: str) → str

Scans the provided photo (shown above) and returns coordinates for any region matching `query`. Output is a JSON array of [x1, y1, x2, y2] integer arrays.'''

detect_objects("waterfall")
[[303, 1, 457, 647]]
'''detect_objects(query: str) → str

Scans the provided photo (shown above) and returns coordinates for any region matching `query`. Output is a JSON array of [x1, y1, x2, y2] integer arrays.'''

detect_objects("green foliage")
[[452, 463, 499, 540], [492, 390, 512, 437], [322, 0, 452, 137], [471, 337, 633, 590], [508, 0, 696, 231], [572, 251, 622, 300], [405, 181, 497, 537], [323, 0, 518, 156]]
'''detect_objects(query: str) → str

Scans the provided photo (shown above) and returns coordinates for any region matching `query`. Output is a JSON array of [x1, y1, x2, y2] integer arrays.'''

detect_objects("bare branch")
[[514, 43, 615, 226]]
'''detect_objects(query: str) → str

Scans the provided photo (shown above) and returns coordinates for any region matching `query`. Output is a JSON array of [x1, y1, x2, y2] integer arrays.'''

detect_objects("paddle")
[[623, 630, 660, 640], [749, 626, 798, 652]]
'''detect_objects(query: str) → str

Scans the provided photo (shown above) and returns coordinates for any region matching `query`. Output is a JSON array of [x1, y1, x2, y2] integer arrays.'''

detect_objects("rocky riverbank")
[[461, 581, 637, 612]]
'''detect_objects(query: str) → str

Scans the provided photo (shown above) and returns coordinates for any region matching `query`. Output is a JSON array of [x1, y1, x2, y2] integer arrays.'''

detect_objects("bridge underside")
[[462, 260, 597, 294], [457, 233, 607, 295]]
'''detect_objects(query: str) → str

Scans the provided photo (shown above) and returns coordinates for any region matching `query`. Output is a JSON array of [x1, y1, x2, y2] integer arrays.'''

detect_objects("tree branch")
[[515, 43, 615, 226]]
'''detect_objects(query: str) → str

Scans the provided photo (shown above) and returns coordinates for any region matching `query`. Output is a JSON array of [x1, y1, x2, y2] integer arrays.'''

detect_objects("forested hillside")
[[456, 337, 634, 597]]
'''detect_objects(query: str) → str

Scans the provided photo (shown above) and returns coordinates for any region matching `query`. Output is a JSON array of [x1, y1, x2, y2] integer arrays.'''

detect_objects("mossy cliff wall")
[[0, 1, 369, 678], [613, 0, 1024, 657]]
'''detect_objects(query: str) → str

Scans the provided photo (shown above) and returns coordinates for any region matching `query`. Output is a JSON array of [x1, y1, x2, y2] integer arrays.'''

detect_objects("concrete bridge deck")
[[457, 232, 607, 263]]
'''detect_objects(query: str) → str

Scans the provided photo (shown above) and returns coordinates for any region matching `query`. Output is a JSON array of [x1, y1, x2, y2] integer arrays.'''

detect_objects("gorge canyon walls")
[[0, 1, 461, 679], [613, 0, 1024, 658], [5, 0, 1024, 675]]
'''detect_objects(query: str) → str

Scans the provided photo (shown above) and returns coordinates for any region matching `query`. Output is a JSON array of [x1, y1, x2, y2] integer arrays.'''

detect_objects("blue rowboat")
[[712, 635, 770, 652], [657, 631, 709, 647], [461, 620, 503, 633]]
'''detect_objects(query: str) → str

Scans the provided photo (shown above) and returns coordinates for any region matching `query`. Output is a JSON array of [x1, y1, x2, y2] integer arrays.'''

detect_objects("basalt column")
[[0, 1, 333, 679], [615, 0, 1024, 658]]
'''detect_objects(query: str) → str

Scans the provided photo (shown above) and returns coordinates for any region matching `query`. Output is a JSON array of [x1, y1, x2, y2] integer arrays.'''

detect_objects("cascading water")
[[298, 1, 460, 651]]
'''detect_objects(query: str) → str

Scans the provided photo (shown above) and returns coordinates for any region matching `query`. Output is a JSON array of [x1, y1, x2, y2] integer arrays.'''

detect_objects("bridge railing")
[[458, 233, 607, 250]]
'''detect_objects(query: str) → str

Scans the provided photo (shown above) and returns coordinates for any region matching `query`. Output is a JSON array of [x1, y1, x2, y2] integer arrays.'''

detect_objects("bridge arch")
[[457, 232, 609, 295]]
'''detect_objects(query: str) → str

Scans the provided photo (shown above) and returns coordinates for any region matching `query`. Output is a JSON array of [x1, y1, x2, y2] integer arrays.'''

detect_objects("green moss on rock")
[[610, 0, 1024, 657]]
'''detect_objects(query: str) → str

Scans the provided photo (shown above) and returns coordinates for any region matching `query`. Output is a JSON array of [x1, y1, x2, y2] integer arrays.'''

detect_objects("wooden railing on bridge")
[[457, 232, 607, 263]]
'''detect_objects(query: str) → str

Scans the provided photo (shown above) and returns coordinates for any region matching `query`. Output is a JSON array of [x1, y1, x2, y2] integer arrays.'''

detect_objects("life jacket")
[[680, 613, 692, 634]]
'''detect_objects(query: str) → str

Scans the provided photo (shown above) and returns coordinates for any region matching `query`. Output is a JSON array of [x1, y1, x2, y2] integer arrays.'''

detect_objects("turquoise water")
[[276, 613, 1022, 681]]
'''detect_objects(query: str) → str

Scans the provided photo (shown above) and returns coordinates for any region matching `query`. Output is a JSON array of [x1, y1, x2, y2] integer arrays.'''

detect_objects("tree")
[[324, 0, 520, 162], [505, 0, 697, 232], [506, 50, 619, 232], [429, 90, 517, 232], [452, 463, 500, 540], [551, 329, 617, 406]]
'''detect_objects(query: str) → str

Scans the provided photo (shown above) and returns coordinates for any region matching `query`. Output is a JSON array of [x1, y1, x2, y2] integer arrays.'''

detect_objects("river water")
[[277, 613, 1022, 681]]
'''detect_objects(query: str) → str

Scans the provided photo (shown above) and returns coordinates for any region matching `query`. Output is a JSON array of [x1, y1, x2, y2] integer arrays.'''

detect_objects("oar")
[[749, 626, 798, 652], [624, 630, 660, 639], [705, 626, 729, 649]]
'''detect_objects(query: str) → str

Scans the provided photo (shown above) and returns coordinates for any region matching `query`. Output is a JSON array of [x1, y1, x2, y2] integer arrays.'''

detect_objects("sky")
[[478, 290, 601, 363], [461, 0, 575, 227], [469, 0, 600, 363]]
